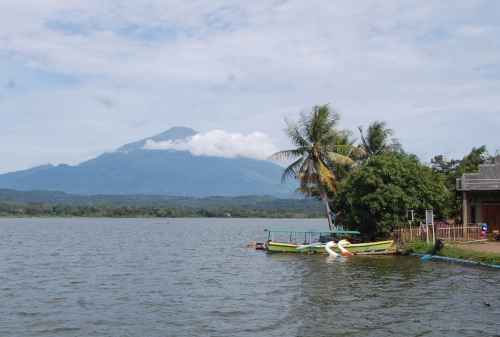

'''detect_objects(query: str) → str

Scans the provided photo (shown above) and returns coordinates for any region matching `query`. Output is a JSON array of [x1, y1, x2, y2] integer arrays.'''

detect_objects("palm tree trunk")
[[320, 192, 333, 231]]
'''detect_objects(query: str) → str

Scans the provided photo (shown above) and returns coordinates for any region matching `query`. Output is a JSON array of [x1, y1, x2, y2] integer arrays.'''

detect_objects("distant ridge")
[[0, 127, 293, 197], [0, 188, 320, 217], [0, 188, 310, 207], [117, 126, 197, 153]]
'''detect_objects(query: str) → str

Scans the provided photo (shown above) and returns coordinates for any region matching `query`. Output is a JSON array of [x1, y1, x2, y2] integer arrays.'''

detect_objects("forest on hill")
[[0, 190, 323, 218]]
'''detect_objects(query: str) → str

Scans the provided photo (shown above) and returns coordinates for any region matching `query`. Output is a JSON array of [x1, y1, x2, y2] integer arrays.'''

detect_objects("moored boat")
[[264, 229, 395, 255]]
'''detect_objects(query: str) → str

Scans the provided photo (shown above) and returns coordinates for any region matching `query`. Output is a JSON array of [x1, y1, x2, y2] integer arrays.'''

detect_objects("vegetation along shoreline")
[[0, 191, 324, 218], [265, 104, 500, 265]]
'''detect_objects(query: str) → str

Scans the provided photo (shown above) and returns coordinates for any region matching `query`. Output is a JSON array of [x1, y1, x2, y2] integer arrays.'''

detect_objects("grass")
[[400, 240, 500, 266], [438, 245, 500, 266], [400, 241, 434, 255]]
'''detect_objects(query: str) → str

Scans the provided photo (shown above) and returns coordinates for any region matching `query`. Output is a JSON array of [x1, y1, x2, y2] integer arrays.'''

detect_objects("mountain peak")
[[152, 127, 197, 142], [0, 125, 294, 196], [117, 126, 197, 153]]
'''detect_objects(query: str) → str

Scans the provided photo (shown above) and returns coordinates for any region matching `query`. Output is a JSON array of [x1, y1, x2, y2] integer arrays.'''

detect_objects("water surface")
[[0, 218, 498, 337]]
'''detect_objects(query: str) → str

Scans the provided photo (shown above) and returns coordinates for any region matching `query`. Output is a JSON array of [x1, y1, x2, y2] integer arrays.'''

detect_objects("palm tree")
[[358, 121, 398, 158], [271, 105, 354, 230]]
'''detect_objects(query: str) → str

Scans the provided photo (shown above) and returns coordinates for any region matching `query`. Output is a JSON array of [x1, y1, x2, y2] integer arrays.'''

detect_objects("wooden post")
[[462, 191, 469, 226]]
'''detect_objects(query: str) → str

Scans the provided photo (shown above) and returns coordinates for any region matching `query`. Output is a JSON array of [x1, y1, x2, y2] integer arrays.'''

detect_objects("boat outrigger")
[[264, 229, 395, 255]]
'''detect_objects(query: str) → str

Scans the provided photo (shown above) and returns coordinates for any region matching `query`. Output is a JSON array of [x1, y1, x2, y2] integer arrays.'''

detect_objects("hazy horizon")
[[1, 1, 500, 173]]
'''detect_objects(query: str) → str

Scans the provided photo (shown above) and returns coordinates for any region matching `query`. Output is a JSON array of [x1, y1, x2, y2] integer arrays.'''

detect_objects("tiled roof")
[[457, 156, 500, 191]]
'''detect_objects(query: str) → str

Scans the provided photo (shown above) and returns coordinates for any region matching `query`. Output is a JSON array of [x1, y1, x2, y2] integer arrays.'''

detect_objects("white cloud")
[[1, 0, 500, 172], [143, 129, 278, 160]]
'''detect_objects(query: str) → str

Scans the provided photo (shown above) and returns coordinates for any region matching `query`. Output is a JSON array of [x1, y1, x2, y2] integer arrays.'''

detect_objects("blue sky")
[[1, 1, 500, 173]]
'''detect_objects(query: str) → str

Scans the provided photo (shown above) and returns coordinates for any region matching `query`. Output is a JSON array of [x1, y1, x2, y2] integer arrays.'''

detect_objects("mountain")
[[0, 127, 293, 197], [116, 126, 197, 153]]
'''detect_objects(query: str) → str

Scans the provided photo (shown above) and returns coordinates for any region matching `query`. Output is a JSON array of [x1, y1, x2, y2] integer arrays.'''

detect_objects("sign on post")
[[425, 209, 435, 244], [425, 209, 434, 225]]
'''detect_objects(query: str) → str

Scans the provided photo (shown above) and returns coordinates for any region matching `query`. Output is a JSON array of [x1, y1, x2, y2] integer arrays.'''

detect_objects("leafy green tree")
[[431, 146, 491, 218], [335, 153, 449, 239], [430, 155, 460, 176], [456, 145, 491, 176], [358, 121, 400, 159], [271, 105, 355, 230]]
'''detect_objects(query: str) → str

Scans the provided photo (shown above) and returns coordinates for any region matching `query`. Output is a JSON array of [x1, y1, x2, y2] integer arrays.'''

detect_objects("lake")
[[0, 218, 499, 337]]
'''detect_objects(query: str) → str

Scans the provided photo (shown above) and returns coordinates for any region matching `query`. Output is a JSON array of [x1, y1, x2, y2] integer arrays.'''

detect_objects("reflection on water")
[[0, 218, 499, 337]]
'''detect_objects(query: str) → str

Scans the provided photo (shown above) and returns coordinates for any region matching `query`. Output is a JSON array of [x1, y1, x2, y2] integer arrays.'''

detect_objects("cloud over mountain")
[[0, 127, 292, 196], [1, 1, 500, 172], [144, 129, 278, 160]]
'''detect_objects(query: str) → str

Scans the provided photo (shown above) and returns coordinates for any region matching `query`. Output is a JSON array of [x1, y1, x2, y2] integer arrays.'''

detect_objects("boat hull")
[[266, 240, 395, 255]]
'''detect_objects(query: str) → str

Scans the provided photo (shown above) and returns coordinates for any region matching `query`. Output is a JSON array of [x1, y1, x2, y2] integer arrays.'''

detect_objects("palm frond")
[[327, 143, 353, 154], [286, 120, 310, 148], [351, 145, 367, 160], [281, 157, 304, 183], [358, 126, 370, 155], [269, 148, 306, 161], [297, 157, 319, 195], [278, 104, 353, 201], [326, 152, 354, 166], [317, 160, 337, 192], [303, 105, 340, 145]]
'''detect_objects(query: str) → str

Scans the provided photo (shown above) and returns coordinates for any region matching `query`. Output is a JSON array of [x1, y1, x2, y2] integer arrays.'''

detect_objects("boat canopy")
[[264, 229, 360, 235], [264, 228, 360, 245]]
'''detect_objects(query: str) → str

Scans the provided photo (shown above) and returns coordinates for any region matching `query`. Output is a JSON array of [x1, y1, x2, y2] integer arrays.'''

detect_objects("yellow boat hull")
[[266, 240, 395, 255]]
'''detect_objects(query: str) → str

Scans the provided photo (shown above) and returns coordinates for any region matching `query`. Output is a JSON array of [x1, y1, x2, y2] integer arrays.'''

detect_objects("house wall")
[[469, 191, 500, 231], [459, 157, 500, 231]]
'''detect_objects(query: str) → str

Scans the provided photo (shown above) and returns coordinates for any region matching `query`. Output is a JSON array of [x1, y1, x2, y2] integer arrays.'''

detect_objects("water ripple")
[[0, 218, 499, 337]]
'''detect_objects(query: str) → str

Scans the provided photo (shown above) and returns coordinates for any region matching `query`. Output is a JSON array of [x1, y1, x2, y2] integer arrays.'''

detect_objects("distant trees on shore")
[[0, 195, 324, 219]]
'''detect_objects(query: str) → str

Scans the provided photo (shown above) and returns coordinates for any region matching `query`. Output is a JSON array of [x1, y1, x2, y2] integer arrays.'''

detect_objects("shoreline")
[[412, 253, 500, 269], [403, 241, 500, 267], [0, 214, 323, 219]]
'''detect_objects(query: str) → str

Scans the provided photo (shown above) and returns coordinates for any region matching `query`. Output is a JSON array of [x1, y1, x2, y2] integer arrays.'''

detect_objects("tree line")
[[272, 105, 496, 239], [0, 196, 324, 218]]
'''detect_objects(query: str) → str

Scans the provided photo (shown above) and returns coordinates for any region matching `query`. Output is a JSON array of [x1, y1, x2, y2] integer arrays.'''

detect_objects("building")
[[457, 156, 500, 232]]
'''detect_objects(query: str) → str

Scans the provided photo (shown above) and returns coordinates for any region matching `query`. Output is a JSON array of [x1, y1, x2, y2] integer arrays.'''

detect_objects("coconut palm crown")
[[358, 121, 400, 158], [271, 105, 355, 230]]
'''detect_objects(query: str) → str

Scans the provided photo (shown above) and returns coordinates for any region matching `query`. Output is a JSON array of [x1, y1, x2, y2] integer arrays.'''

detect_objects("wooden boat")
[[264, 229, 395, 255]]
